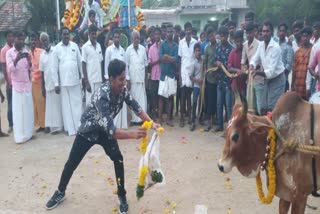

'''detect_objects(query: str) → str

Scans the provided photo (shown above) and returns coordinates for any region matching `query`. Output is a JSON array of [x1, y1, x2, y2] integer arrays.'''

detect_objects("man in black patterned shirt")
[[46, 59, 160, 214]]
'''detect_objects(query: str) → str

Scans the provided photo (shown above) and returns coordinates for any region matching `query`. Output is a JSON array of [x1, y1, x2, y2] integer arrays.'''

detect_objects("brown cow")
[[218, 92, 320, 214]]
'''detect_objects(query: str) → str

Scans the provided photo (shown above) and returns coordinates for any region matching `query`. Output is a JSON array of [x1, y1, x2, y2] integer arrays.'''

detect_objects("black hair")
[[174, 24, 181, 32], [88, 9, 96, 17], [88, 24, 98, 33], [245, 11, 255, 20], [5, 30, 13, 38], [292, 20, 304, 29], [200, 31, 206, 37], [113, 29, 120, 37], [228, 21, 236, 28], [30, 32, 39, 39], [60, 27, 69, 36], [206, 27, 215, 35], [194, 43, 201, 51], [14, 31, 25, 38], [301, 27, 313, 36], [184, 22, 192, 30], [108, 59, 126, 78], [154, 27, 161, 34], [245, 22, 255, 32], [263, 20, 274, 33], [278, 23, 288, 31], [218, 26, 229, 35], [234, 30, 244, 40]]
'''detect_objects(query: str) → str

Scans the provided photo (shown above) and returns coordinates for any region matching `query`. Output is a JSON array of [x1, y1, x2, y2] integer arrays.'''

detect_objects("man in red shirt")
[[228, 30, 246, 96]]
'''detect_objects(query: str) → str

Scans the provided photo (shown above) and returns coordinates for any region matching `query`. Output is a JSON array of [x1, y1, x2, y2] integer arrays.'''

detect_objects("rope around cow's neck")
[[263, 116, 320, 159]]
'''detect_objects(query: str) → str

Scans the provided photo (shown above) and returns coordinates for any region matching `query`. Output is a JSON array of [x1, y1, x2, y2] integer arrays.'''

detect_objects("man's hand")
[[14, 52, 24, 66], [55, 86, 61, 94], [152, 122, 161, 130], [132, 127, 147, 139]]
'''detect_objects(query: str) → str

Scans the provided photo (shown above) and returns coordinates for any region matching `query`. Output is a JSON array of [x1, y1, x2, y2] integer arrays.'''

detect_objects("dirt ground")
[[0, 91, 318, 214]]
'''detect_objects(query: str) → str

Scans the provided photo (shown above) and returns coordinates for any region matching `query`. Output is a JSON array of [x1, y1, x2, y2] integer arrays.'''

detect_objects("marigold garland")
[[140, 120, 153, 154], [256, 129, 276, 204], [136, 121, 164, 200]]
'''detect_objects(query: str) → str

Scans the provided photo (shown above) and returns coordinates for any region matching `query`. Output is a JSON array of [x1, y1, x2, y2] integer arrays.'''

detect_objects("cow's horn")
[[233, 87, 241, 106], [240, 95, 248, 117]]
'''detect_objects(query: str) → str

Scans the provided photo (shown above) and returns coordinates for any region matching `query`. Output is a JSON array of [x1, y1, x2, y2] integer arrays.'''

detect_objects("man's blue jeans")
[[216, 85, 232, 129], [254, 83, 265, 115]]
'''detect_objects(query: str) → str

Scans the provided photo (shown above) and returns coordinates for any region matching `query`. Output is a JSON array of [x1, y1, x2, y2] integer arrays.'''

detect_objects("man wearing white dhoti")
[[52, 27, 83, 136], [81, 25, 103, 106], [125, 30, 148, 124], [105, 29, 128, 128], [39, 32, 63, 134], [6, 31, 34, 143]]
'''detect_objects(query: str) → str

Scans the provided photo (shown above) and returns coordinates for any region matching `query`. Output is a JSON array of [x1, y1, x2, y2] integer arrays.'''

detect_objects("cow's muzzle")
[[218, 158, 233, 173], [218, 163, 224, 172]]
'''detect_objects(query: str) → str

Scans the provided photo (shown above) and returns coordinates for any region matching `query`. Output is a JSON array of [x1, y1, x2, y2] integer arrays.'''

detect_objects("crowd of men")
[[1, 11, 320, 143]]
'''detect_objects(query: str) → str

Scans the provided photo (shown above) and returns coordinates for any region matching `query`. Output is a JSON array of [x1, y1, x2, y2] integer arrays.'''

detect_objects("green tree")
[[248, 0, 320, 28], [26, 0, 65, 32]]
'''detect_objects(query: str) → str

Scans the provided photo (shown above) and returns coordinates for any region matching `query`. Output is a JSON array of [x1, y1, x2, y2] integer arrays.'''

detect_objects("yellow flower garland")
[[140, 120, 153, 154], [136, 120, 164, 199], [256, 129, 276, 204]]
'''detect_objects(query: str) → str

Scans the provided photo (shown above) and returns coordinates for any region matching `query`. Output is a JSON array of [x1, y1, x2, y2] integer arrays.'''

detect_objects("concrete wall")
[[179, 13, 229, 32], [143, 9, 178, 27]]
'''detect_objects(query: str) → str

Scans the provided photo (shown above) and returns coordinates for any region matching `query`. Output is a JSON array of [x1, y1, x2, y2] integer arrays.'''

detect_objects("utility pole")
[[128, 0, 131, 28], [55, 0, 61, 30]]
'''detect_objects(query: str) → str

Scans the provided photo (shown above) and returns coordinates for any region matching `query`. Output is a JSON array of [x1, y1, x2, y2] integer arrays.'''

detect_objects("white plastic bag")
[[139, 132, 165, 189]]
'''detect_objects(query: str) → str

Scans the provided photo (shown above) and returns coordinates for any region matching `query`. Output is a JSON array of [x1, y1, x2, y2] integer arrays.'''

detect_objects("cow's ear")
[[248, 122, 272, 138]]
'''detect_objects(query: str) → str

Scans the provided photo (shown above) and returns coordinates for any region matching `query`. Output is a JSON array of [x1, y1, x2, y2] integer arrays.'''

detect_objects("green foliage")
[[151, 170, 163, 183], [26, 0, 65, 31], [248, 0, 320, 27], [136, 184, 144, 200]]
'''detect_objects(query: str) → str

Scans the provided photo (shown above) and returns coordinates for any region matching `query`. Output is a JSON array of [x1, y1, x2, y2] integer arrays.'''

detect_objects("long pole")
[[128, 0, 131, 28], [56, 0, 61, 30]]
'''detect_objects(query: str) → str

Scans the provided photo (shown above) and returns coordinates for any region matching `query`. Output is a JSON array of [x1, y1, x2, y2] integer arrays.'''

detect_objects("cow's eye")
[[231, 133, 239, 142]]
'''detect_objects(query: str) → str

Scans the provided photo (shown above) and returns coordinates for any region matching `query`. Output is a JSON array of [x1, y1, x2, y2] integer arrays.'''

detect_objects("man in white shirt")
[[178, 22, 197, 127], [306, 22, 320, 98], [39, 32, 63, 134], [79, 0, 102, 30], [82, 25, 103, 106], [250, 21, 286, 114], [52, 27, 83, 136], [105, 29, 128, 129], [125, 30, 148, 124]]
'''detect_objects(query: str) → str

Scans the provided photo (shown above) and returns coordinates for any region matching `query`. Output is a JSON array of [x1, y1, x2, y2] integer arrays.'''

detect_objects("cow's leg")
[[279, 199, 290, 214], [291, 195, 307, 214]]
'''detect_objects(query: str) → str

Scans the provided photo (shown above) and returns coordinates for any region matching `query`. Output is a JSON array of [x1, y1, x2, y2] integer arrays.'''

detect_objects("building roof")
[[0, 0, 31, 32]]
